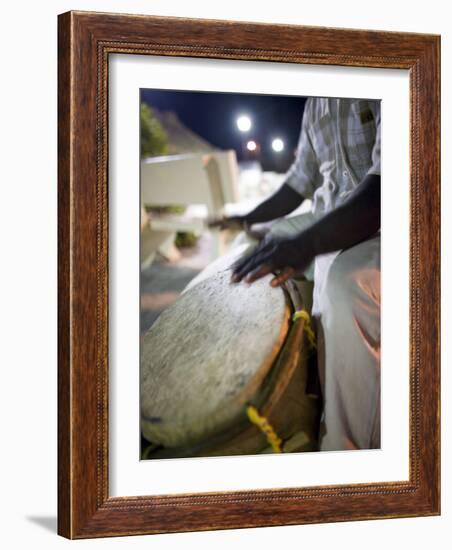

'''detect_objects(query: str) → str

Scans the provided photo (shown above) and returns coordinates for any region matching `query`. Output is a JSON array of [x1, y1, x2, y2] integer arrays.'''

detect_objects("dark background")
[[141, 89, 307, 172]]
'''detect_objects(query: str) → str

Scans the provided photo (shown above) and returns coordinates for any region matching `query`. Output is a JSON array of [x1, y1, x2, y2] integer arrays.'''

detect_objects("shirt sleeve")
[[365, 101, 381, 176], [284, 98, 321, 199]]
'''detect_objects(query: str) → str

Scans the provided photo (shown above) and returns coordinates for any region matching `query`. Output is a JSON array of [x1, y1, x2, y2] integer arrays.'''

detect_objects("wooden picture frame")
[[58, 10, 440, 538]]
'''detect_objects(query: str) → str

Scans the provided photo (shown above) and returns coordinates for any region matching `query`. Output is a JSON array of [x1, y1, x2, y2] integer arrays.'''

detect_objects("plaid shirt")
[[285, 97, 381, 217]]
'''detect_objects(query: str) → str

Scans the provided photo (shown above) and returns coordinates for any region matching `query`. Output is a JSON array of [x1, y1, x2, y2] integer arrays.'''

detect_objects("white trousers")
[[268, 214, 381, 451], [313, 237, 380, 451]]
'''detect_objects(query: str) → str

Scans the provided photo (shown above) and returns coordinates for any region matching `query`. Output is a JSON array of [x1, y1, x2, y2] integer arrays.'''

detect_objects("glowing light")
[[236, 115, 252, 132], [271, 138, 284, 152], [246, 140, 257, 151]]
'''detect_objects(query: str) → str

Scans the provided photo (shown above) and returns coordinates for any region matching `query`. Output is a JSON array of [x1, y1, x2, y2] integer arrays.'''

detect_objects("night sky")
[[141, 89, 307, 172]]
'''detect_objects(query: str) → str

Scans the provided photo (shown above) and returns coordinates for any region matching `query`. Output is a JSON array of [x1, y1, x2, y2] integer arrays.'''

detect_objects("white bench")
[[140, 151, 239, 268]]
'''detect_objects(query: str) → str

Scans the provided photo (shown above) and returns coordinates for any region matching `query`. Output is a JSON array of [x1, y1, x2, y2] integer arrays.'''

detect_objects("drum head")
[[141, 266, 291, 448]]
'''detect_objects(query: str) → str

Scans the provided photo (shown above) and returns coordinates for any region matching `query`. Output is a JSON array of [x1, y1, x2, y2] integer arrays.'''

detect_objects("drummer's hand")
[[207, 215, 246, 231], [231, 234, 314, 287]]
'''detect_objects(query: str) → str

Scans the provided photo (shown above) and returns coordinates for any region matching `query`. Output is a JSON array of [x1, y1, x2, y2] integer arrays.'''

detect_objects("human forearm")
[[302, 174, 380, 256], [208, 182, 304, 230], [231, 174, 380, 286], [243, 183, 305, 224]]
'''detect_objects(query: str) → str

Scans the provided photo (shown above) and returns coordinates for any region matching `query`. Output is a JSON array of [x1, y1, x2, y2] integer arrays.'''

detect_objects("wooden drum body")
[[140, 247, 321, 457]]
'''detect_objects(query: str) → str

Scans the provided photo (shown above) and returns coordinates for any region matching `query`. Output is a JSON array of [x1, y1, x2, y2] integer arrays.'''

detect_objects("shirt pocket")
[[309, 113, 335, 162], [345, 101, 377, 169]]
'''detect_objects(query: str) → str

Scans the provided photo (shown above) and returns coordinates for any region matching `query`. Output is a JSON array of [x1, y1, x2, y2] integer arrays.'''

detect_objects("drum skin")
[[140, 268, 291, 449]]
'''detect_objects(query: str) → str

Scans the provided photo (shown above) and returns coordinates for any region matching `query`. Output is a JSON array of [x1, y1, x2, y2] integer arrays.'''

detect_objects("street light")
[[271, 138, 284, 152], [236, 114, 252, 132], [246, 140, 257, 151]]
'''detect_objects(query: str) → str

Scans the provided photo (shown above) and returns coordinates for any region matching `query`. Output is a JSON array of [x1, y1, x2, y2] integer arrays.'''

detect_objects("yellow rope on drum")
[[292, 309, 316, 350], [246, 405, 283, 453], [245, 310, 316, 454]]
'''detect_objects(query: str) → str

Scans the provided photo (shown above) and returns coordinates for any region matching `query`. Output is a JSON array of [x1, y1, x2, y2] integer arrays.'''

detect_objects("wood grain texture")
[[57, 11, 72, 538], [57, 10, 440, 539]]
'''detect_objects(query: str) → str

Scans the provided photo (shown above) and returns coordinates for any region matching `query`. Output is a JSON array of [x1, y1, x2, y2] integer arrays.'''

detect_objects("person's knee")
[[319, 246, 381, 360], [322, 242, 380, 313], [321, 253, 355, 320]]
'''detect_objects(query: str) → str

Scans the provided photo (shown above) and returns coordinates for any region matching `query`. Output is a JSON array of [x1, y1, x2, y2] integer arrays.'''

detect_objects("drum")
[[140, 246, 320, 457]]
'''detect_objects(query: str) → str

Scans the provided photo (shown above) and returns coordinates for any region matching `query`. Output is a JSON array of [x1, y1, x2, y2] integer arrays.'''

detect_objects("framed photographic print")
[[58, 11, 440, 538]]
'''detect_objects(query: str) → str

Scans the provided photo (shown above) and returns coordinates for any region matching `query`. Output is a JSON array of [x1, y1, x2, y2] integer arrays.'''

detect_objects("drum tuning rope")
[[246, 405, 283, 453], [246, 309, 317, 453], [292, 309, 317, 350]]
